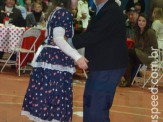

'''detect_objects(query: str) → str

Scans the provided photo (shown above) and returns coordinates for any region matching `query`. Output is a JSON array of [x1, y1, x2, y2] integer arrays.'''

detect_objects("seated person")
[[126, 7, 139, 41], [0, 0, 26, 69], [88, 0, 96, 17], [15, 2, 27, 19], [134, 2, 143, 14], [125, 0, 145, 14], [23, 0, 33, 12], [119, 14, 158, 87], [152, 7, 163, 49], [77, 0, 90, 29], [26, 0, 45, 27], [16, 0, 24, 6], [0, 0, 26, 26]]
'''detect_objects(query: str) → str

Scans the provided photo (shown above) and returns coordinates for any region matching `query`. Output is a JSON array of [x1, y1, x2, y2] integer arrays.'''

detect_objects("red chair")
[[20, 29, 45, 68], [1, 28, 41, 76]]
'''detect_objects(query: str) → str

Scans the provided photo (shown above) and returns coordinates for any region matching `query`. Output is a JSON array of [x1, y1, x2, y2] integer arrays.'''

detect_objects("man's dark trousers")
[[83, 68, 126, 122]]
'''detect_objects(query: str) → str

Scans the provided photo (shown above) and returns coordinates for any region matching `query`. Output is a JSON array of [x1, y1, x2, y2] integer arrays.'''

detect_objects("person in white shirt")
[[77, 0, 90, 29], [152, 7, 163, 49], [152, 7, 163, 68]]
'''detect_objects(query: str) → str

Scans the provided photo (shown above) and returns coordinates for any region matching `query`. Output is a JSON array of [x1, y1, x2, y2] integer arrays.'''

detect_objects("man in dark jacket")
[[69, 0, 128, 121], [0, 0, 26, 27]]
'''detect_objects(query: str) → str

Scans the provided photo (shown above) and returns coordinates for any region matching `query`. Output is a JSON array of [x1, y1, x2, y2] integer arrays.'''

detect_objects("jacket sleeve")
[[0, 7, 6, 23], [26, 14, 31, 27], [72, 4, 124, 49], [26, 14, 36, 27], [147, 28, 158, 50], [13, 8, 26, 27]]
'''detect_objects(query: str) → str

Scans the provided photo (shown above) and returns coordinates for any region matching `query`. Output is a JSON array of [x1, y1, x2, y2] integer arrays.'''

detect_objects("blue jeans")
[[83, 68, 126, 122]]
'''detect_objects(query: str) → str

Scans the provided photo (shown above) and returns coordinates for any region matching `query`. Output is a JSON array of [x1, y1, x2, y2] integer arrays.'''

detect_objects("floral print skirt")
[[21, 46, 75, 122]]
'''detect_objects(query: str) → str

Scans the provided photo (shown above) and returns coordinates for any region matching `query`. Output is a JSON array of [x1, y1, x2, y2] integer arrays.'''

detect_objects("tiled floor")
[[0, 66, 163, 122]]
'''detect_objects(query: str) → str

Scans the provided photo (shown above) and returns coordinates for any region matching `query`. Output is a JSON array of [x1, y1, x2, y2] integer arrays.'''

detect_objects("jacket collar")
[[91, 0, 114, 20], [96, 0, 108, 15]]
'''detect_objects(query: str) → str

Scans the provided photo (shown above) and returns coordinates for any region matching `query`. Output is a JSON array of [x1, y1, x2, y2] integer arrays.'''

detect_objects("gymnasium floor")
[[0, 66, 163, 122]]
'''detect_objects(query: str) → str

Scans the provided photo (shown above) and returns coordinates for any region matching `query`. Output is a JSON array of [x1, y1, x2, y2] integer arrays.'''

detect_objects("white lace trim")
[[31, 45, 59, 67], [33, 62, 76, 74], [21, 111, 60, 122], [31, 45, 76, 74]]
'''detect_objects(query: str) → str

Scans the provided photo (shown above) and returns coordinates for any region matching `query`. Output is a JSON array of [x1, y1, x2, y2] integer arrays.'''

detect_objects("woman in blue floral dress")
[[21, 0, 88, 121]]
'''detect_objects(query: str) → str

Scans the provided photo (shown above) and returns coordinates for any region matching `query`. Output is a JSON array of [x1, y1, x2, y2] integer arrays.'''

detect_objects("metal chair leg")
[[142, 76, 151, 89], [18, 52, 21, 76], [1, 51, 15, 72], [131, 64, 142, 85], [83, 69, 88, 79]]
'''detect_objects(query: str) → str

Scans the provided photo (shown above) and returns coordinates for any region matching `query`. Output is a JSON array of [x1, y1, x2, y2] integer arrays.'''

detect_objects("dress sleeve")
[[53, 27, 82, 62], [51, 9, 82, 61], [51, 9, 73, 38]]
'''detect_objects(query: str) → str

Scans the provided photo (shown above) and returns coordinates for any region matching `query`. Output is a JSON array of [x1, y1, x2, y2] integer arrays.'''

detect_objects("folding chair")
[[132, 61, 163, 88], [131, 64, 148, 87], [150, 48, 163, 88], [1, 28, 41, 76], [142, 64, 163, 88]]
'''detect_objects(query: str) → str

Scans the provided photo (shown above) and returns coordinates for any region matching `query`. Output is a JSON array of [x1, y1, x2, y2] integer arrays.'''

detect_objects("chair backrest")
[[23, 28, 41, 38], [18, 28, 41, 67], [19, 28, 41, 48]]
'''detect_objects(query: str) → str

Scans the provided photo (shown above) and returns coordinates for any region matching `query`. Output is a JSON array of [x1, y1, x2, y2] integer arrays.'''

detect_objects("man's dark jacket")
[[72, 0, 128, 71], [0, 6, 26, 27]]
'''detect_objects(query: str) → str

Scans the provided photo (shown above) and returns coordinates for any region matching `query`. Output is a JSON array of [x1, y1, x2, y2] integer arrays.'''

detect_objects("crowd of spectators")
[[0, 0, 49, 69], [0, 0, 49, 28], [118, 0, 163, 87]]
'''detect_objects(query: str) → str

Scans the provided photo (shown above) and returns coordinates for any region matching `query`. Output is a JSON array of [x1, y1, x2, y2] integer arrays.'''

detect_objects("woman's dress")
[[21, 8, 75, 122]]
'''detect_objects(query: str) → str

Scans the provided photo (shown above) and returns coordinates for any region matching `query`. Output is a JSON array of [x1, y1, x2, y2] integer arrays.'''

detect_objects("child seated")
[[26, 0, 45, 27]]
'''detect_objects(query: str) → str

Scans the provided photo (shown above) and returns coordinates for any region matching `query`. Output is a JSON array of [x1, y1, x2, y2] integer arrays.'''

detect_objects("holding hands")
[[76, 57, 88, 70]]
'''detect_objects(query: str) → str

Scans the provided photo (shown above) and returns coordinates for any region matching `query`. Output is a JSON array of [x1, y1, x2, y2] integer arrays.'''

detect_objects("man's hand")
[[76, 57, 89, 70]]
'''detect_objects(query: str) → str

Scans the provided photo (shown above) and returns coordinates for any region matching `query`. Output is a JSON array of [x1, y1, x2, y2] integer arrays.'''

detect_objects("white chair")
[[150, 48, 163, 88], [0, 28, 41, 76], [131, 64, 148, 87], [131, 59, 163, 88]]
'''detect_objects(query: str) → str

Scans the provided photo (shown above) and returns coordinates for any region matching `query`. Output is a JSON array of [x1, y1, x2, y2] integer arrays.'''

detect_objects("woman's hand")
[[76, 57, 89, 70]]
